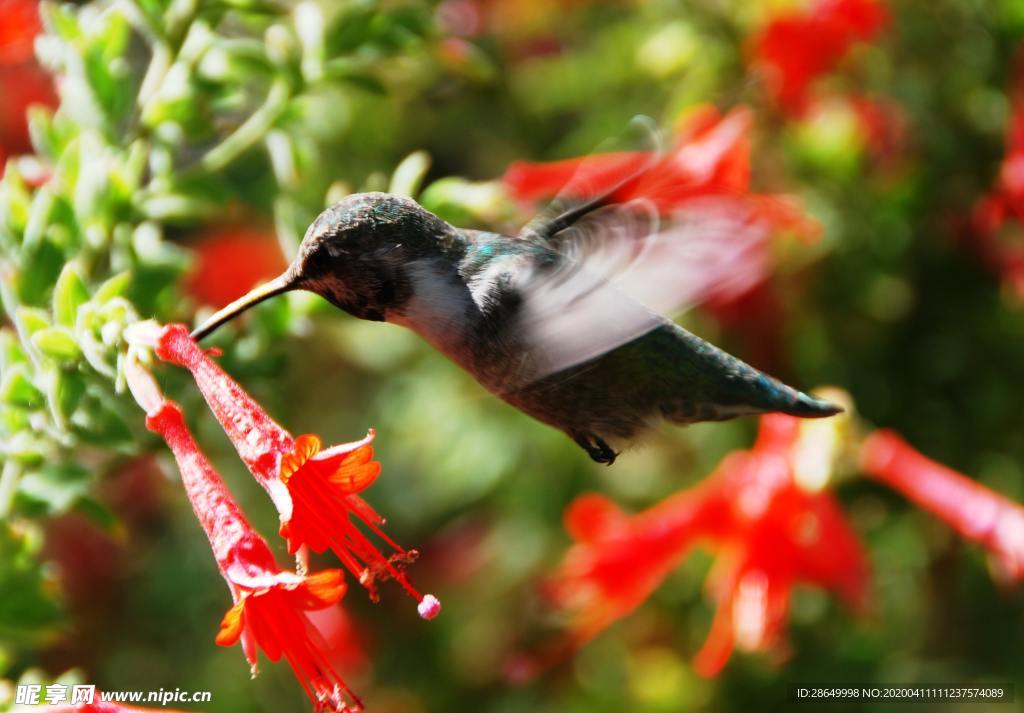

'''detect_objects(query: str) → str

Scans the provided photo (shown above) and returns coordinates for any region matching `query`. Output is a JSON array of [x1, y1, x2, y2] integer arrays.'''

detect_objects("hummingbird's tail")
[[694, 375, 843, 423], [666, 325, 843, 421], [774, 388, 844, 418], [190, 273, 295, 340]]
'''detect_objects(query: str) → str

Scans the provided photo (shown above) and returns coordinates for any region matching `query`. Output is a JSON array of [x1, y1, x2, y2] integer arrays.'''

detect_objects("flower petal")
[[215, 599, 247, 647], [564, 494, 628, 543], [296, 569, 348, 609], [320, 446, 381, 493], [280, 434, 322, 484]]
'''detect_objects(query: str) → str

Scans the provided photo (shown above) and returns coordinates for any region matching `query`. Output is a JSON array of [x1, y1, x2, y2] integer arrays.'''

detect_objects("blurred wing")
[[516, 197, 771, 378], [515, 116, 664, 243]]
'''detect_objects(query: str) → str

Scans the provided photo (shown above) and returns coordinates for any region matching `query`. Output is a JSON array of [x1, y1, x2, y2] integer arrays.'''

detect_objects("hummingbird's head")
[[191, 192, 459, 339], [292, 192, 459, 321]]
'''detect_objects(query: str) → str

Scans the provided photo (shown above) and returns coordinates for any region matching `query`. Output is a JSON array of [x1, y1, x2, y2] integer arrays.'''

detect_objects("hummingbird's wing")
[[514, 116, 663, 243], [513, 198, 772, 379]]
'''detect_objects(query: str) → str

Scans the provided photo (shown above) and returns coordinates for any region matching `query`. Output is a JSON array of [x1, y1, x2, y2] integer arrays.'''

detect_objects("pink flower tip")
[[417, 594, 441, 620], [123, 319, 164, 349]]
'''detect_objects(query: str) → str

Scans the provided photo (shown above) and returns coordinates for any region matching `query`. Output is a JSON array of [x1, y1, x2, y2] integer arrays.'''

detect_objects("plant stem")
[[200, 79, 292, 173]]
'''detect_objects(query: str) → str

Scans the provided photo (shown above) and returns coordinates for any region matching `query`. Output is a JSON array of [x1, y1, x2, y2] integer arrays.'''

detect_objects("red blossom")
[[749, 0, 888, 115], [137, 322, 438, 615], [503, 106, 819, 314], [548, 414, 868, 676], [43, 513, 122, 610], [185, 225, 288, 309], [965, 47, 1024, 300], [122, 353, 361, 712], [0, 0, 42, 65], [848, 96, 908, 166], [505, 106, 811, 226], [0, 0, 56, 166], [861, 430, 1024, 581]]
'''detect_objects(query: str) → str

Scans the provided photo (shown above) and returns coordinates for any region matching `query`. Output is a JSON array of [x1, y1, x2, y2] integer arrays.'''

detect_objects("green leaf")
[[70, 399, 133, 447], [0, 168, 32, 236], [53, 371, 86, 421], [340, 72, 387, 95], [135, 192, 221, 222], [73, 496, 119, 533], [53, 265, 90, 327], [0, 525, 63, 643], [32, 328, 81, 361], [16, 464, 91, 514], [26, 106, 59, 159], [0, 403, 30, 433], [18, 240, 66, 306], [15, 307, 50, 336], [389, 150, 432, 198], [0, 366, 44, 409], [42, 2, 81, 41], [420, 177, 511, 226], [2, 432, 49, 463], [73, 137, 114, 227], [94, 272, 131, 303], [81, 10, 133, 125], [21, 187, 56, 253], [0, 331, 28, 370]]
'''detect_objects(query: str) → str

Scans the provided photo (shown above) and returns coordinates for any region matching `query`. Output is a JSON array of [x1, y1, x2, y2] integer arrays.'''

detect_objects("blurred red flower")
[[0, 0, 42, 64], [185, 225, 288, 309], [144, 323, 439, 618], [702, 280, 789, 380], [968, 194, 1024, 300], [749, 0, 888, 115], [130, 379, 360, 712], [43, 514, 121, 611], [966, 47, 1024, 300], [436, 0, 602, 58], [548, 414, 868, 676], [0, 0, 56, 166], [848, 96, 908, 166], [504, 106, 819, 322], [861, 430, 1024, 582], [506, 106, 814, 231]]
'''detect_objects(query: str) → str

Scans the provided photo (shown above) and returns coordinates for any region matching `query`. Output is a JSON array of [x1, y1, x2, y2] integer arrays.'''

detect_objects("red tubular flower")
[[548, 414, 868, 676], [139, 322, 438, 616], [861, 430, 1024, 581], [123, 359, 360, 712], [749, 0, 888, 115]]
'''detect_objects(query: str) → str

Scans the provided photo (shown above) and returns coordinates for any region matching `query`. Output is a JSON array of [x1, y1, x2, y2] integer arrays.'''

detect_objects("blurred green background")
[[1, 0, 1023, 711]]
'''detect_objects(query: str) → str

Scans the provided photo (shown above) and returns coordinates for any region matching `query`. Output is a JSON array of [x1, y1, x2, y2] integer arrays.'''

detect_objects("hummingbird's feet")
[[571, 431, 619, 465]]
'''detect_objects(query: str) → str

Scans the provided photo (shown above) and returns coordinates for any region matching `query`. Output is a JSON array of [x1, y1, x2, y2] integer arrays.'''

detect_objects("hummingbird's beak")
[[190, 273, 295, 341]]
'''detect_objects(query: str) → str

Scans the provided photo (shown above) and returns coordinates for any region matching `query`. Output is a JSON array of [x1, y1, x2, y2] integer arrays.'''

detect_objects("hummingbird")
[[191, 191, 840, 464]]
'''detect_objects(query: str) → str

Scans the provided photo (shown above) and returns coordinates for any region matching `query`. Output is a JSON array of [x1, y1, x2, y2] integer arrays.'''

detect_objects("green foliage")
[[0, 0, 440, 673]]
